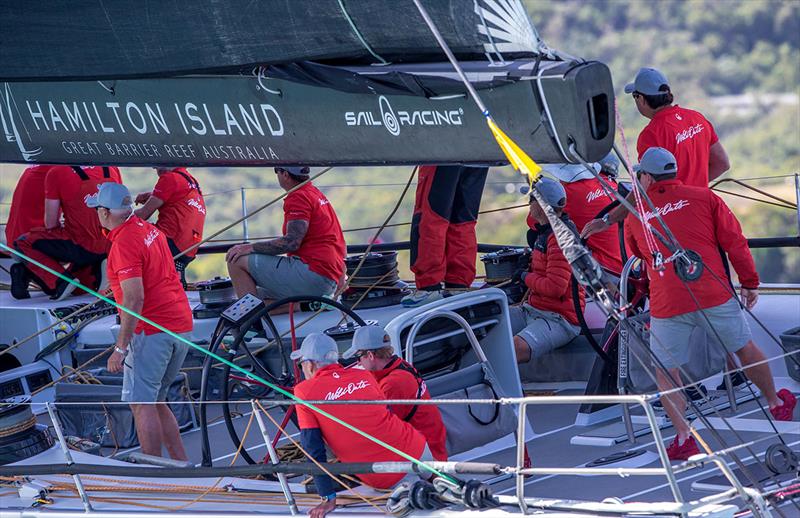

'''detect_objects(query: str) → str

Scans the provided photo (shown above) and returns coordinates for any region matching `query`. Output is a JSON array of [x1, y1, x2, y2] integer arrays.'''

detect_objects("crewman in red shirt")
[[88, 182, 193, 461], [625, 147, 796, 460], [134, 167, 206, 281], [292, 333, 431, 518], [5, 165, 53, 298], [12, 165, 122, 300], [582, 67, 730, 238], [343, 325, 448, 461], [403, 165, 489, 307], [225, 166, 345, 305], [510, 178, 585, 382]]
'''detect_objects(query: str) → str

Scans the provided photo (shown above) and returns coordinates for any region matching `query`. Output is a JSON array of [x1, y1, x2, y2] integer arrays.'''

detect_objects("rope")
[[336, 0, 389, 64], [0, 415, 36, 437]]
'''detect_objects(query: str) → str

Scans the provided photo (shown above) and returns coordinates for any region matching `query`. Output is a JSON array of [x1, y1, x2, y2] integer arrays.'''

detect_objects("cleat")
[[770, 389, 797, 421], [665, 435, 700, 461], [401, 289, 443, 308]]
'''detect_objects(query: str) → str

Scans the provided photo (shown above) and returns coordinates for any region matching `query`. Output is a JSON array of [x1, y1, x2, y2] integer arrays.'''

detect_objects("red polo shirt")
[[5, 165, 52, 245], [151, 168, 206, 257], [44, 165, 122, 253], [637, 105, 719, 188], [106, 216, 193, 335], [283, 182, 345, 283], [562, 177, 623, 274], [624, 180, 758, 318], [372, 357, 448, 461], [295, 364, 426, 489]]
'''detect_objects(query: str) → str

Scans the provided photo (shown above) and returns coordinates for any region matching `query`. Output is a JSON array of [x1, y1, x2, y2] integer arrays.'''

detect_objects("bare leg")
[[156, 404, 188, 461], [131, 404, 164, 456], [514, 336, 531, 364], [655, 367, 691, 441], [227, 255, 258, 298], [735, 341, 781, 408]]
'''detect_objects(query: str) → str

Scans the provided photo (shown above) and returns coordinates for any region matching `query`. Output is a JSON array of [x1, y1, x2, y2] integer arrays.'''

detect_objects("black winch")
[[193, 277, 239, 319], [341, 252, 408, 309], [480, 248, 530, 304], [0, 396, 54, 465]]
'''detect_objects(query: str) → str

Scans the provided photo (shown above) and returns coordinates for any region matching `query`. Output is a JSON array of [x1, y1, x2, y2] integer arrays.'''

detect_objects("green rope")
[[0, 242, 452, 483], [337, 0, 389, 64]]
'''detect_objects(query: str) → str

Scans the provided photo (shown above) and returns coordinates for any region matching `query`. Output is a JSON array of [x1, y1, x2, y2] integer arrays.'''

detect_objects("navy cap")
[[634, 147, 678, 176], [274, 166, 310, 177], [289, 333, 339, 363], [598, 152, 620, 178], [530, 177, 566, 209], [541, 163, 599, 183], [624, 67, 669, 95], [85, 182, 133, 209]]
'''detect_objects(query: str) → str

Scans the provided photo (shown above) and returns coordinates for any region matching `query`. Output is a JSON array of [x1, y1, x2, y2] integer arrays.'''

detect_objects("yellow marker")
[[486, 117, 542, 187]]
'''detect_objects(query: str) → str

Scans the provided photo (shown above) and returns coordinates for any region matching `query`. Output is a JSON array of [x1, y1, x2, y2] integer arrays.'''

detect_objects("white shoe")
[[401, 289, 443, 308], [98, 259, 109, 292]]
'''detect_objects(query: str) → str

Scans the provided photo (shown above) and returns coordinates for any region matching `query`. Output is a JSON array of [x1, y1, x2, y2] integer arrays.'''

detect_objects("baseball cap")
[[598, 152, 620, 178], [342, 325, 391, 359], [529, 177, 567, 209], [633, 147, 678, 176], [85, 182, 133, 209], [274, 166, 310, 177], [289, 333, 339, 363], [624, 67, 669, 95], [542, 162, 600, 183]]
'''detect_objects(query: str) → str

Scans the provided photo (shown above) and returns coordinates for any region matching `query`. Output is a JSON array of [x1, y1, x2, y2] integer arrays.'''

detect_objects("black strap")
[[70, 166, 89, 180], [467, 381, 501, 426], [102, 167, 110, 178], [388, 357, 424, 422], [172, 169, 202, 195]]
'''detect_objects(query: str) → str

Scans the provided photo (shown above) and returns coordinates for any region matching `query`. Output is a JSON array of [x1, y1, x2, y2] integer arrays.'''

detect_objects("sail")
[[0, 0, 541, 81]]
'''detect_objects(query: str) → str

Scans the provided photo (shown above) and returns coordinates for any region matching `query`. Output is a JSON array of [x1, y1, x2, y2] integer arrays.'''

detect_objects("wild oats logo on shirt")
[[586, 187, 606, 204], [325, 380, 370, 401], [143, 228, 160, 247], [675, 123, 704, 145], [644, 199, 690, 221], [187, 197, 206, 214]]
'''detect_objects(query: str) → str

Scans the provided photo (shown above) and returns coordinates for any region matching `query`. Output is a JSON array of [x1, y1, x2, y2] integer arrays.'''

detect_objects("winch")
[[341, 252, 408, 309], [0, 396, 53, 465], [193, 277, 239, 319], [480, 248, 530, 304]]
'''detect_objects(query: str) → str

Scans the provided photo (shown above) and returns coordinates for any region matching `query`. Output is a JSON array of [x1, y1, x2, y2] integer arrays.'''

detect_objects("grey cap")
[[530, 177, 567, 209], [624, 67, 669, 95], [542, 162, 599, 183], [85, 182, 133, 209], [598, 152, 620, 178], [289, 333, 339, 363], [275, 166, 310, 177], [342, 325, 391, 359], [634, 147, 678, 176]]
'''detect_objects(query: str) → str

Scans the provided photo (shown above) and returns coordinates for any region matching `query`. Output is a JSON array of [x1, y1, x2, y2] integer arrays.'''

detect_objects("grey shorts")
[[509, 304, 580, 359], [649, 297, 752, 369], [248, 253, 337, 301], [122, 331, 190, 403]]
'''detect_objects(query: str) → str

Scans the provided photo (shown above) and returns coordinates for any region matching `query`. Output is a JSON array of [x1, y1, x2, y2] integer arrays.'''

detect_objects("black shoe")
[[685, 384, 708, 402], [716, 371, 748, 391], [51, 277, 78, 301], [10, 263, 31, 299]]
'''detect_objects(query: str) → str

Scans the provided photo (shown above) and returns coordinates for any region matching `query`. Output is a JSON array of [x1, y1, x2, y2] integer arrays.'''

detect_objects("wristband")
[[114, 346, 128, 356]]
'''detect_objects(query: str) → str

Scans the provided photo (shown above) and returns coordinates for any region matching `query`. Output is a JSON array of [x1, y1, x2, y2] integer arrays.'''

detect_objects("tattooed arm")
[[253, 220, 309, 255]]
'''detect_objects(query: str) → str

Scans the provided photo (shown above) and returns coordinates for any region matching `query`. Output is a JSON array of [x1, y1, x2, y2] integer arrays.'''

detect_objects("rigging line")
[[172, 167, 332, 261], [0, 244, 453, 484], [712, 188, 797, 210], [336, 0, 389, 65], [712, 179, 797, 209]]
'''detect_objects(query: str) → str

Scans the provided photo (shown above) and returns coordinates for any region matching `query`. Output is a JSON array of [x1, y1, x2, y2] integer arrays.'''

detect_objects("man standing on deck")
[[402, 165, 489, 307], [134, 167, 206, 282], [225, 166, 345, 306], [13, 164, 122, 300], [292, 333, 431, 518], [89, 182, 192, 461], [510, 178, 585, 381], [343, 324, 448, 461], [624, 147, 796, 460]]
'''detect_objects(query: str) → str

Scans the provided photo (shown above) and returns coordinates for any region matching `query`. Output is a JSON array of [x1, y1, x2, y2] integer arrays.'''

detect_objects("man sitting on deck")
[[509, 177, 585, 382], [625, 147, 796, 460], [225, 167, 345, 307], [343, 324, 448, 461], [293, 333, 432, 518]]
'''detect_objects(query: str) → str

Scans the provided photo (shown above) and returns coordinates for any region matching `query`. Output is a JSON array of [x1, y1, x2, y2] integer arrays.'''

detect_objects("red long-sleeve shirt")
[[624, 180, 758, 318]]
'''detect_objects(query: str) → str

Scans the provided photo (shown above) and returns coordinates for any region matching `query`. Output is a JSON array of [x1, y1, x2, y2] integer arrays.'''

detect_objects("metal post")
[[794, 173, 799, 235], [250, 400, 299, 515], [241, 187, 249, 242], [515, 402, 530, 515], [641, 400, 684, 504], [45, 402, 93, 512]]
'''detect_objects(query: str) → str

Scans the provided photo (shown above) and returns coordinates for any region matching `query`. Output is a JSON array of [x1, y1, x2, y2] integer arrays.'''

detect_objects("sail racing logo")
[[345, 95, 463, 136]]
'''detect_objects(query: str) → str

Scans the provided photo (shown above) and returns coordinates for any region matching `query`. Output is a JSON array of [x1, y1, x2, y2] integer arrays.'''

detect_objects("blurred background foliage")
[[1, 0, 797, 283]]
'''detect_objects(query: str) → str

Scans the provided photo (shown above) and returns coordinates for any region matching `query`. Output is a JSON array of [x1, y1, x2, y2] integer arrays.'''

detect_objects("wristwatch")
[[601, 213, 611, 226], [321, 493, 336, 503], [114, 346, 128, 356]]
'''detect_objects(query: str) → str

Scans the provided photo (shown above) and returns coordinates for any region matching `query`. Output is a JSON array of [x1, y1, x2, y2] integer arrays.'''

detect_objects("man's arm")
[[710, 194, 759, 309], [134, 194, 164, 221], [107, 277, 145, 373], [252, 220, 309, 255], [301, 427, 337, 518], [581, 192, 633, 239], [44, 199, 61, 229], [708, 141, 730, 182]]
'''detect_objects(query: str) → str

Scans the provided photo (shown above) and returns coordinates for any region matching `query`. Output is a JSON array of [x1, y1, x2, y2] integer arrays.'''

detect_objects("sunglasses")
[[632, 92, 642, 100]]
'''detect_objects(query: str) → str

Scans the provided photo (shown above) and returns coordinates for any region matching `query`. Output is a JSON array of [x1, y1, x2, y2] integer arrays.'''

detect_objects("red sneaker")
[[665, 435, 700, 461], [770, 389, 797, 421]]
